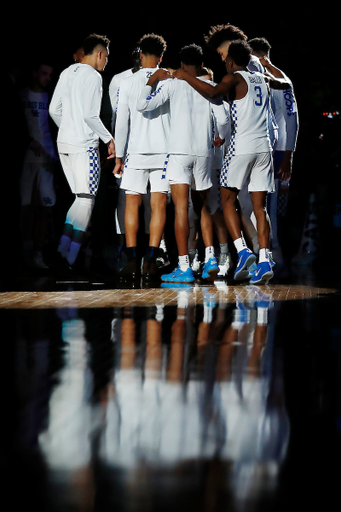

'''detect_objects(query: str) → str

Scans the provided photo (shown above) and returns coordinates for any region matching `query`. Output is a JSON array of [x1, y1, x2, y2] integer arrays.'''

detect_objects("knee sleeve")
[[66, 194, 95, 232]]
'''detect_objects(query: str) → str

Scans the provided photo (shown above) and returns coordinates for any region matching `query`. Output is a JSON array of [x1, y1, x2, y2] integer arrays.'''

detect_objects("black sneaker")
[[156, 248, 170, 270], [117, 259, 139, 281]]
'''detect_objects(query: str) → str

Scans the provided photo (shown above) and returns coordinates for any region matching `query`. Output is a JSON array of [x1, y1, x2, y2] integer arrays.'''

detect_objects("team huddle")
[[49, 24, 299, 285]]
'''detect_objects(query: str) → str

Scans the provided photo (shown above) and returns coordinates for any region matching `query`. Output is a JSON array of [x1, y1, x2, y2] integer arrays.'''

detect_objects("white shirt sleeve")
[[211, 101, 231, 141], [83, 73, 112, 144], [114, 81, 130, 159], [283, 85, 299, 151], [136, 81, 171, 112], [49, 70, 66, 128]]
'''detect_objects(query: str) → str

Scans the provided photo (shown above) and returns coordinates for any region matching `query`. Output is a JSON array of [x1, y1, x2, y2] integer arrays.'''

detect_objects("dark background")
[[6, 4, 341, 266], [10, 5, 339, 116]]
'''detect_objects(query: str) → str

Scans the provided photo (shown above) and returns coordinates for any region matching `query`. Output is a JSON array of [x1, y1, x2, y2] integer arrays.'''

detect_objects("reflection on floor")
[[2, 278, 341, 511]]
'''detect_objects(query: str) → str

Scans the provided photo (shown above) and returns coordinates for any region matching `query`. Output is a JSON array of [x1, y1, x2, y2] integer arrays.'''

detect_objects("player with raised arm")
[[137, 44, 230, 283], [173, 40, 290, 284], [49, 34, 115, 271], [249, 37, 299, 267]]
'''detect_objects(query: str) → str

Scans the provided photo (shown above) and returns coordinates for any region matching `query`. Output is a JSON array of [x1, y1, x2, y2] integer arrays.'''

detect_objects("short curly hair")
[[139, 33, 167, 57], [204, 24, 247, 50], [228, 40, 252, 67], [179, 44, 203, 67], [83, 34, 110, 55], [248, 37, 272, 54]]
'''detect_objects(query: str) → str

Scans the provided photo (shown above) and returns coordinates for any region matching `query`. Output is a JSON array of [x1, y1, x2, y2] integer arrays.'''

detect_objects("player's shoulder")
[[114, 68, 133, 80]]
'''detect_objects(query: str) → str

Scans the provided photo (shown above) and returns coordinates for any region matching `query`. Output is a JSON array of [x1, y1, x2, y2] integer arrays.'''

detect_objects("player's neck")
[[141, 55, 160, 69], [233, 65, 248, 74], [181, 64, 201, 77]]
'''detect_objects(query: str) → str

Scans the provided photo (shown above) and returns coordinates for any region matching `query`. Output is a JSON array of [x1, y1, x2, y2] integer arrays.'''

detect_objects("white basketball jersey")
[[228, 70, 272, 156]]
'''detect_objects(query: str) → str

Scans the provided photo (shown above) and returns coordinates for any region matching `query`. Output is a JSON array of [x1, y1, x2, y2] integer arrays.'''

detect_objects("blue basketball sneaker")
[[161, 266, 195, 283], [201, 257, 219, 281], [234, 248, 257, 281], [250, 261, 274, 285]]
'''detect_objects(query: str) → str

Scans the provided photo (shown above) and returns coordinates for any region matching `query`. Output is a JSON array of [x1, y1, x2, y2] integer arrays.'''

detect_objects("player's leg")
[[221, 186, 256, 281], [249, 190, 274, 284]]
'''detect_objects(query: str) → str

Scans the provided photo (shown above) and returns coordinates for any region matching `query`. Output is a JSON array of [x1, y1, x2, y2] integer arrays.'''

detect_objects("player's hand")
[[258, 55, 272, 69], [107, 139, 116, 159], [278, 151, 292, 181], [147, 68, 171, 86], [29, 140, 46, 157], [213, 135, 225, 147], [172, 68, 189, 80], [113, 158, 124, 178]]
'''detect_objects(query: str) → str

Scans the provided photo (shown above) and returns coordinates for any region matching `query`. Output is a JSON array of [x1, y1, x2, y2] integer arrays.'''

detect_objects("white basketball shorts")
[[59, 148, 100, 196], [220, 152, 274, 193], [165, 154, 212, 191]]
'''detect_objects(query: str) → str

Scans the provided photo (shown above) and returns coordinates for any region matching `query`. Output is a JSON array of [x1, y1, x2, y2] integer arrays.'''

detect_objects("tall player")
[[113, 34, 170, 281], [249, 37, 299, 266], [137, 44, 230, 283], [49, 34, 115, 271], [173, 41, 290, 284]]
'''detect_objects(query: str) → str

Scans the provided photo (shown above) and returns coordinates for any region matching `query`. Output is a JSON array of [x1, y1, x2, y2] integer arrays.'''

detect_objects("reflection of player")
[[173, 41, 289, 284], [49, 34, 115, 270]]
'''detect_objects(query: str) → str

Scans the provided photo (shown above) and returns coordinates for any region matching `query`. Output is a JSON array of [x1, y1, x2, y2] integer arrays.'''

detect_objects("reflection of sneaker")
[[234, 248, 256, 281], [161, 266, 195, 283], [250, 261, 274, 285], [202, 257, 219, 281], [217, 253, 232, 276]]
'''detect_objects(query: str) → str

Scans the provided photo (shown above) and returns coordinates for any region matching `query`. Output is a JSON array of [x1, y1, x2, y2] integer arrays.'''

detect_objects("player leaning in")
[[49, 34, 115, 272], [113, 33, 171, 282], [173, 39, 290, 284], [137, 43, 230, 283]]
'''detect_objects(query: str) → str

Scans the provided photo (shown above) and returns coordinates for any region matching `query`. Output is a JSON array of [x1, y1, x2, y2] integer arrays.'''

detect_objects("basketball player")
[[49, 34, 115, 271], [249, 37, 299, 266], [19, 59, 58, 269], [137, 44, 230, 283], [113, 34, 170, 281], [108, 44, 141, 267], [173, 41, 290, 284]]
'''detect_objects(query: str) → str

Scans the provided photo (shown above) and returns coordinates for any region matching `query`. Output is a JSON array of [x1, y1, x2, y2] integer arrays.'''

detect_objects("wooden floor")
[[2, 274, 341, 511], [0, 282, 338, 309]]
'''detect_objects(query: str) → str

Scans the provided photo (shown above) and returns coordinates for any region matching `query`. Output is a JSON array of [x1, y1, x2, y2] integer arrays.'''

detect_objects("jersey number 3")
[[254, 86, 263, 106]]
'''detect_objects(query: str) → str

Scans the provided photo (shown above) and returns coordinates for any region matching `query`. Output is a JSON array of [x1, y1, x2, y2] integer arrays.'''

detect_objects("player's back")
[[231, 70, 272, 155], [167, 78, 215, 157], [56, 63, 102, 148], [119, 68, 170, 155]]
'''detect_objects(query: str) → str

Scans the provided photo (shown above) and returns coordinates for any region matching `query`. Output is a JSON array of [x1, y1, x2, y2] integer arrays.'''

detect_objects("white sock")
[[234, 236, 247, 253], [219, 243, 229, 255], [178, 254, 190, 271], [66, 241, 82, 265], [159, 239, 167, 251], [205, 245, 215, 262], [259, 248, 270, 263], [58, 235, 72, 258]]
